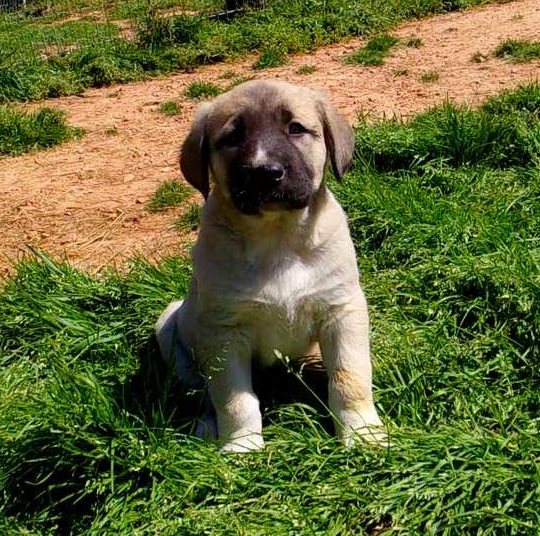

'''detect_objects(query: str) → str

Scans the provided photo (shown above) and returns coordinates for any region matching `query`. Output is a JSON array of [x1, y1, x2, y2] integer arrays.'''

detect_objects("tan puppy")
[[156, 80, 384, 452]]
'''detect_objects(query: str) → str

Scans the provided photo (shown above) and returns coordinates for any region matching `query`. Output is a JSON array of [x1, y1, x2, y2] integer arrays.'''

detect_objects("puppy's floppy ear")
[[180, 102, 213, 199], [316, 94, 355, 180]]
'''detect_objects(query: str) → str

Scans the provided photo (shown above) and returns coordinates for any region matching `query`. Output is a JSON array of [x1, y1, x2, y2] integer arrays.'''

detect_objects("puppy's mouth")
[[228, 167, 312, 216]]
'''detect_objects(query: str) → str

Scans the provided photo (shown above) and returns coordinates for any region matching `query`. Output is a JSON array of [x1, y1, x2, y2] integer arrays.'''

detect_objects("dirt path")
[[1, 0, 539, 276]]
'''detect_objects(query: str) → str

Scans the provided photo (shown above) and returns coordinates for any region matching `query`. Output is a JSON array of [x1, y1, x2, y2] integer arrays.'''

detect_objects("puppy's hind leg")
[[155, 300, 201, 389], [155, 301, 218, 440], [155, 301, 182, 361]]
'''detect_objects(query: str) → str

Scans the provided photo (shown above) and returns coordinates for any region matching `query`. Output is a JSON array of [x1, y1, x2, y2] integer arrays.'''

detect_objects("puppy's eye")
[[288, 122, 308, 136], [218, 120, 245, 148], [221, 126, 244, 147]]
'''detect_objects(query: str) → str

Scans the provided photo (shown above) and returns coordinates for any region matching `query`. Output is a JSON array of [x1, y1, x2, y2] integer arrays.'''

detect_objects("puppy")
[[156, 80, 384, 452]]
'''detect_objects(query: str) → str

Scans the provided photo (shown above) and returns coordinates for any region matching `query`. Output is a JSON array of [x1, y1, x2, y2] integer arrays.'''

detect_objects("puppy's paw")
[[220, 432, 265, 453], [341, 424, 388, 448], [337, 407, 388, 448]]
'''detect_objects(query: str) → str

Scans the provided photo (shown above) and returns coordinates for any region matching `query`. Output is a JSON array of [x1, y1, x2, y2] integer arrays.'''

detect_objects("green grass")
[[404, 36, 423, 47], [0, 105, 82, 155], [158, 99, 182, 116], [9, 0, 223, 23], [346, 33, 399, 66], [184, 80, 222, 100], [147, 179, 191, 212], [0, 0, 502, 103], [419, 69, 440, 82], [253, 47, 288, 70], [174, 203, 201, 232], [494, 39, 540, 63], [353, 83, 540, 170], [296, 63, 318, 75], [1, 83, 539, 534]]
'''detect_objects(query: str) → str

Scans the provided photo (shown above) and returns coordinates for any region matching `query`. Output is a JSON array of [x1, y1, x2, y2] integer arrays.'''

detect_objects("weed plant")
[[253, 47, 288, 69], [471, 51, 489, 63], [393, 68, 409, 76], [0, 0, 502, 103], [495, 39, 540, 63], [346, 33, 399, 66], [174, 203, 201, 232], [296, 64, 317, 75], [147, 180, 191, 212], [419, 70, 440, 82], [1, 83, 539, 534], [404, 36, 423, 47], [158, 99, 182, 116], [0, 105, 82, 155], [184, 80, 222, 100]]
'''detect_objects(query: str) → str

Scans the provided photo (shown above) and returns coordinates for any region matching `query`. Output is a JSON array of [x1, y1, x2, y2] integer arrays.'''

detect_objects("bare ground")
[[1, 0, 539, 277]]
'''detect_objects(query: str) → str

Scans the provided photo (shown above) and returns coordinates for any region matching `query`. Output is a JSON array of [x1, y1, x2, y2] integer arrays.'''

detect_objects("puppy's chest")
[[199, 245, 343, 327], [199, 251, 342, 362], [239, 259, 323, 362], [242, 256, 323, 318]]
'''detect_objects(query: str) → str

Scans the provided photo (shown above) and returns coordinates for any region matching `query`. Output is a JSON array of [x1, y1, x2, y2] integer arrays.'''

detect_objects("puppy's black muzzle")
[[229, 162, 284, 215], [241, 163, 285, 186], [229, 161, 312, 215]]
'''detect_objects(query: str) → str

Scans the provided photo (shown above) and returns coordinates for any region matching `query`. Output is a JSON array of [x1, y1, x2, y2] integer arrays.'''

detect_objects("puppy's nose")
[[251, 163, 285, 183]]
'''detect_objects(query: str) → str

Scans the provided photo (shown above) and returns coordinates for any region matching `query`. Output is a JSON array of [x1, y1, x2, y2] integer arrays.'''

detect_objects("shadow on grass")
[[120, 333, 333, 437]]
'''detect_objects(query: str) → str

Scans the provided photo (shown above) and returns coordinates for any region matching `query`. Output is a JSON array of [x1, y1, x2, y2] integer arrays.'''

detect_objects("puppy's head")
[[180, 80, 354, 215]]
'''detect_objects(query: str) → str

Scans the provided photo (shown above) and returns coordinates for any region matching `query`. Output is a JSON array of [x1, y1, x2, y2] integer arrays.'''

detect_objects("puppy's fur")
[[156, 80, 384, 452]]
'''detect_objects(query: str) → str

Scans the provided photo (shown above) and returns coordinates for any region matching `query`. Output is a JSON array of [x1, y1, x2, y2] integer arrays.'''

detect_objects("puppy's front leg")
[[203, 339, 264, 453], [319, 294, 385, 447]]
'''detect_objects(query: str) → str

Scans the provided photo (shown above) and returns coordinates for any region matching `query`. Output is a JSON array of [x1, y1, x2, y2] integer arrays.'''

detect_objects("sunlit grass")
[[0, 0, 502, 102], [0, 105, 82, 155], [1, 83, 538, 535]]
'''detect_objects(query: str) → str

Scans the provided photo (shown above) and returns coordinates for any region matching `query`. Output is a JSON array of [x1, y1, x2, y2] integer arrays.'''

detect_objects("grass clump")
[[354, 83, 540, 171], [218, 70, 239, 80], [147, 179, 191, 213], [253, 47, 288, 70], [184, 81, 222, 100], [495, 39, 540, 63], [494, 39, 540, 63], [0, 105, 82, 156], [296, 64, 317, 75], [471, 50, 489, 63], [481, 82, 540, 117], [158, 99, 182, 116], [1, 84, 539, 535], [346, 33, 399, 66], [174, 203, 201, 232], [404, 36, 423, 47], [419, 70, 440, 82], [393, 68, 409, 76]]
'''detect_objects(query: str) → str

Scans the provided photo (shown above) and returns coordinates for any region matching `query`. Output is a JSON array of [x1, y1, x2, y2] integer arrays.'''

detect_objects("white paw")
[[220, 432, 265, 453], [337, 407, 387, 448], [341, 424, 388, 448]]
